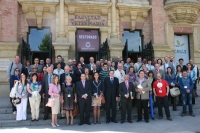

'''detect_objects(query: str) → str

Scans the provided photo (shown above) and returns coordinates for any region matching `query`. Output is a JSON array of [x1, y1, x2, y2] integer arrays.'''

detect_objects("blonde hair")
[[52, 75, 59, 84], [65, 76, 72, 81]]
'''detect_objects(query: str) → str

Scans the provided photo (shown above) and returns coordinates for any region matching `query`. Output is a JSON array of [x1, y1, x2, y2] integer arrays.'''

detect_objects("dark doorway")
[[128, 53, 142, 63], [78, 52, 98, 64]]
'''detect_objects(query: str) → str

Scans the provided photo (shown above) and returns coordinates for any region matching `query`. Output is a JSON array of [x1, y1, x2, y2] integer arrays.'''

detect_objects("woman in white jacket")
[[15, 73, 28, 121], [27, 73, 41, 121]]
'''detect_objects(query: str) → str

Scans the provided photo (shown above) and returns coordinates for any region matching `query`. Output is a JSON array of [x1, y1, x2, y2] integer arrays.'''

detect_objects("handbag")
[[45, 97, 55, 107], [10, 81, 19, 98], [101, 95, 106, 104], [12, 97, 21, 106], [93, 96, 101, 105], [170, 87, 180, 97], [72, 103, 79, 117]]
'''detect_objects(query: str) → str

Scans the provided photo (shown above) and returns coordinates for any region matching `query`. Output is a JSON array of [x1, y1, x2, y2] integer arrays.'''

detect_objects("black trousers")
[[78, 100, 91, 123], [137, 99, 149, 121], [156, 96, 170, 118], [106, 98, 116, 121], [121, 100, 132, 121], [10, 98, 16, 112], [44, 97, 50, 119]]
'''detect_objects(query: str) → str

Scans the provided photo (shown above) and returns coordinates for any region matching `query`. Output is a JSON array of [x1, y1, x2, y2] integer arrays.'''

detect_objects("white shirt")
[[114, 69, 125, 83], [146, 64, 155, 71], [53, 69, 64, 79], [164, 62, 169, 72]]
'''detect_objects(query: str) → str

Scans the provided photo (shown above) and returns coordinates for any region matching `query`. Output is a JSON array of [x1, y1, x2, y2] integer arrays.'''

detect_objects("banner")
[[174, 35, 189, 65], [76, 30, 99, 52]]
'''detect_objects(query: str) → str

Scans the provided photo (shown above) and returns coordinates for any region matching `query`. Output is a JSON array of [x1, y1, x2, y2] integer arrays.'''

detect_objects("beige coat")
[[134, 78, 151, 100]]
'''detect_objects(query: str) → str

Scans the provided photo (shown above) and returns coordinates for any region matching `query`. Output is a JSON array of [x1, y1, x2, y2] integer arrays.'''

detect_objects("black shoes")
[[79, 122, 84, 125], [43, 117, 48, 120], [167, 117, 172, 121], [158, 116, 163, 120], [112, 120, 118, 123], [120, 120, 124, 124], [145, 120, 149, 123], [137, 119, 142, 122], [128, 120, 133, 123], [106, 120, 110, 123]]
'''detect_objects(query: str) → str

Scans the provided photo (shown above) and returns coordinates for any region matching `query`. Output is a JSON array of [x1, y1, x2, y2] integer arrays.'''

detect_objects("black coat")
[[104, 77, 119, 100], [60, 73, 75, 86], [91, 80, 104, 95], [74, 68, 84, 82], [76, 81, 91, 103], [119, 82, 135, 103]]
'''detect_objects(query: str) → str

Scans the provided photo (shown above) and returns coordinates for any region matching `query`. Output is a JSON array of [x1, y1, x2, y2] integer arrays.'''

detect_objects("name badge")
[[159, 90, 162, 93], [171, 82, 173, 85], [184, 86, 187, 89], [68, 94, 71, 97]]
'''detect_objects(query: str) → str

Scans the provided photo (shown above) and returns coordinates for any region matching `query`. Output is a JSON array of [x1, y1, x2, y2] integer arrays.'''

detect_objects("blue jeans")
[[182, 93, 193, 114]]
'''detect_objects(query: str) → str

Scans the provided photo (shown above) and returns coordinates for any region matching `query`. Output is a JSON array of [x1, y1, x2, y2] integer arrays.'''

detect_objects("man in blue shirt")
[[179, 70, 195, 117]]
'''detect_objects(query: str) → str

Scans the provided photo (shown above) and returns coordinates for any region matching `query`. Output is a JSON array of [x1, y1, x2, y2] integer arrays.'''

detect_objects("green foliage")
[[38, 33, 50, 51]]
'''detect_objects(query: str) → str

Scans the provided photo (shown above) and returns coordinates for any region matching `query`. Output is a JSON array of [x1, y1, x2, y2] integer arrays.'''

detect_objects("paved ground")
[[0, 115, 200, 133]]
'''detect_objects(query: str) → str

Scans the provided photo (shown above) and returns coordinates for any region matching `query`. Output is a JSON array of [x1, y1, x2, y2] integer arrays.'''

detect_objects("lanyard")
[[66, 84, 72, 93], [93, 81, 101, 94], [79, 69, 82, 74], [21, 84, 25, 95], [15, 62, 20, 68], [182, 78, 187, 86]]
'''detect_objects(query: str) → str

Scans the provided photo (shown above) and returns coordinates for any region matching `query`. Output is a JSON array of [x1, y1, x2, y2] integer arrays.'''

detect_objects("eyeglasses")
[[33, 68, 38, 69], [15, 70, 20, 72]]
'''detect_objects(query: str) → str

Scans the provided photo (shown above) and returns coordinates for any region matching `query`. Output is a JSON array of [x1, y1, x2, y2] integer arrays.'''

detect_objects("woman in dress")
[[165, 67, 177, 111], [15, 73, 28, 121], [48, 75, 61, 127], [91, 72, 104, 124], [10, 68, 20, 114], [147, 71, 156, 106], [176, 65, 183, 105], [157, 58, 164, 71], [27, 73, 41, 121], [61, 76, 77, 125]]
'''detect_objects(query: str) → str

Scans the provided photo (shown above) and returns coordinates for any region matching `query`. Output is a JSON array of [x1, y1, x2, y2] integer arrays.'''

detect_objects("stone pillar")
[[58, 0, 65, 38], [53, 0, 71, 62], [109, 0, 124, 61]]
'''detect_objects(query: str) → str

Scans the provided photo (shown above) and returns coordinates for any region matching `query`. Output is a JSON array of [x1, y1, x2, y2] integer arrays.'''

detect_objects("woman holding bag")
[[91, 72, 104, 124], [61, 76, 77, 125], [15, 73, 28, 121], [27, 73, 41, 121], [48, 75, 61, 127]]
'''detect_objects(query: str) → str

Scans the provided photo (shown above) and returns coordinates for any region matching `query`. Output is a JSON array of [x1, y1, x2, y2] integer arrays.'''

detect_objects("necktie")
[[111, 78, 113, 84], [126, 82, 129, 94], [82, 81, 85, 88]]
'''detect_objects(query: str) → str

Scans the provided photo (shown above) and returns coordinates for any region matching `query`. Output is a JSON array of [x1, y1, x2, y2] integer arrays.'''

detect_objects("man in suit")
[[53, 55, 66, 70], [163, 56, 175, 74], [45, 58, 52, 68], [76, 73, 92, 125], [153, 63, 165, 80], [119, 74, 135, 124], [178, 58, 187, 71], [87, 57, 95, 71], [30, 57, 43, 73], [42, 66, 53, 120], [60, 65, 75, 86], [89, 64, 99, 78], [79, 57, 88, 70], [134, 56, 143, 73], [104, 70, 119, 123]]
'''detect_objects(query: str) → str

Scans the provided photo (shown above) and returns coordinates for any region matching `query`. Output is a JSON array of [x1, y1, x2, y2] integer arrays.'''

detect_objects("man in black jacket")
[[119, 74, 135, 124], [76, 73, 92, 125], [53, 55, 65, 70], [104, 70, 119, 123]]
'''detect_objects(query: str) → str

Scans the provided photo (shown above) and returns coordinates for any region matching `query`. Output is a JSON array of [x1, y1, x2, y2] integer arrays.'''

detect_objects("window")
[[122, 30, 142, 52], [28, 28, 50, 51]]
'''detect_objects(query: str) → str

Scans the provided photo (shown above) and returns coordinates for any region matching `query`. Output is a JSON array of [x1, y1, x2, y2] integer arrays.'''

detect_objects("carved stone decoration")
[[65, 0, 112, 15], [117, 0, 151, 31], [165, 0, 200, 24], [18, 0, 59, 29]]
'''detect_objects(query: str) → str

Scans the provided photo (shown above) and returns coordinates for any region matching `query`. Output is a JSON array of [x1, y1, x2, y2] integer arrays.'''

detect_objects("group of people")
[[7, 55, 198, 127]]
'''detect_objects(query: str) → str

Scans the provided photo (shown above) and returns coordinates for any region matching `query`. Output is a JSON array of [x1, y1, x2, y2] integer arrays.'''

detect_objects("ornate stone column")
[[53, 0, 71, 62], [109, 0, 124, 61]]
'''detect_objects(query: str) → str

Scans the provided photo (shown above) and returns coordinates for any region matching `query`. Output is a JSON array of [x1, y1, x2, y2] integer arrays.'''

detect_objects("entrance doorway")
[[76, 29, 100, 62], [28, 27, 52, 64]]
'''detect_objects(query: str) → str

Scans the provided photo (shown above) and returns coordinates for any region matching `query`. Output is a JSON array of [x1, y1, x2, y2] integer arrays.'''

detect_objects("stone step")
[[0, 108, 199, 121]]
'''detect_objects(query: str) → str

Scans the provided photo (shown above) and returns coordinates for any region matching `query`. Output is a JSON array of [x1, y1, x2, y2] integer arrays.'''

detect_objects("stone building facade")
[[0, 0, 200, 97]]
